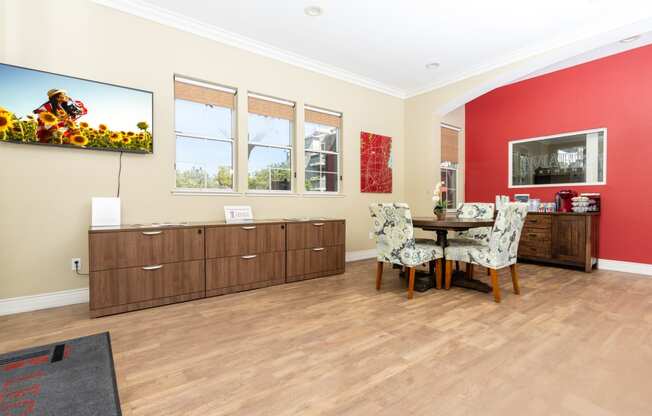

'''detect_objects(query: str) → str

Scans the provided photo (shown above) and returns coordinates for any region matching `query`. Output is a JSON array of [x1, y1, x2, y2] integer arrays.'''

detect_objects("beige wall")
[[0, 0, 405, 299]]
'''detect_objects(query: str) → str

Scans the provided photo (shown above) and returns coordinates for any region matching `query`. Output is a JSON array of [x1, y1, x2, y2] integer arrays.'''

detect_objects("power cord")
[[117, 151, 123, 198], [74, 260, 89, 276]]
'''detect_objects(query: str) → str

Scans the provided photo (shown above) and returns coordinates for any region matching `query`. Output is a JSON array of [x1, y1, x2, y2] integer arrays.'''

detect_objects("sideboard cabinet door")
[[552, 215, 587, 264]]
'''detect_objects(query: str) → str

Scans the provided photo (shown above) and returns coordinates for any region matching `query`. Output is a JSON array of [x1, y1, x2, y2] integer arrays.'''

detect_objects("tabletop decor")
[[432, 181, 448, 219]]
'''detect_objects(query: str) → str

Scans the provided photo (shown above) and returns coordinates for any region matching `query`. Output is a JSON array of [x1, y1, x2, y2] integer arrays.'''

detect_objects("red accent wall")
[[466, 45, 652, 265]]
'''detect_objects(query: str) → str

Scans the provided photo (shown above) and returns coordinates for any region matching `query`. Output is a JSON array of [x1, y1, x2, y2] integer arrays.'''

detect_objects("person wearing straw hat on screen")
[[33, 88, 87, 143]]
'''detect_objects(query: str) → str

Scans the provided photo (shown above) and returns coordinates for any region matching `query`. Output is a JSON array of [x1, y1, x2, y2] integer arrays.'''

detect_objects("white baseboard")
[[346, 249, 376, 263], [597, 258, 652, 276], [0, 288, 89, 316]]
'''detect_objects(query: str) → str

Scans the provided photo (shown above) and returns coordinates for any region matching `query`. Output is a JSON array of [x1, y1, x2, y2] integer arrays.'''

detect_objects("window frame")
[[508, 127, 608, 189], [440, 163, 458, 211], [246, 93, 296, 194], [303, 107, 342, 194], [173, 76, 238, 193]]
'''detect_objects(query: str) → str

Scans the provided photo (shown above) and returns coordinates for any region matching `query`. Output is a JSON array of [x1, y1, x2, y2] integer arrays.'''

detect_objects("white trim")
[[91, 1, 652, 101], [508, 128, 607, 189], [172, 189, 242, 196], [174, 75, 237, 94], [346, 249, 377, 263], [0, 288, 89, 316], [440, 122, 462, 132], [598, 259, 652, 277], [248, 92, 295, 107], [304, 105, 342, 118]]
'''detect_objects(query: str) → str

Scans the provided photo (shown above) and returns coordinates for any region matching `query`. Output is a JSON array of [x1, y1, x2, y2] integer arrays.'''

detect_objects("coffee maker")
[[555, 190, 577, 213]]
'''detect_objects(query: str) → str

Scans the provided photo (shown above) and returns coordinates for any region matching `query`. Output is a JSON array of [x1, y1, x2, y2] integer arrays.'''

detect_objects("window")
[[174, 77, 236, 191], [247, 93, 294, 192], [510, 128, 606, 187], [304, 106, 342, 193], [440, 125, 459, 209]]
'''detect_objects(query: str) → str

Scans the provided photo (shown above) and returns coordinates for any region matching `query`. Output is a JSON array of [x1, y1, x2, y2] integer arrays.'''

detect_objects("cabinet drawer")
[[205, 223, 286, 258], [206, 252, 285, 290], [287, 221, 345, 250], [287, 245, 345, 281], [89, 260, 205, 310], [89, 228, 205, 271], [518, 240, 551, 259], [524, 215, 552, 229], [520, 228, 551, 243]]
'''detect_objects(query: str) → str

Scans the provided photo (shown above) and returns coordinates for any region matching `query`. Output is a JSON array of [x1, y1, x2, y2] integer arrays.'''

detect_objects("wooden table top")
[[412, 216, 494, 231]]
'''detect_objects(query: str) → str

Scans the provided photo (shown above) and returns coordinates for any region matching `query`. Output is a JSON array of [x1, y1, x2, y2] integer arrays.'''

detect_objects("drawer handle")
[[142, 231, 162, 236], [241, 226, 257, 230], [142, 265, 163, 271], [312, 247, 325, 252], [313, 223, 325, 226], [241, 255, 257, 260]]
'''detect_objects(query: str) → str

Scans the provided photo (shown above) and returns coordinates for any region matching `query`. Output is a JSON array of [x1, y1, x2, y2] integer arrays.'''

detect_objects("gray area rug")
[[0, 332, 121, 415]]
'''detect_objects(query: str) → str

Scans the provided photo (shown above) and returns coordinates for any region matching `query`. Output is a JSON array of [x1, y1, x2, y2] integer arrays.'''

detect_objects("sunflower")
[[137, 121, 149, 130], [70, 134, 89, 147], [0, 107, 9, 115], [79, 122, 89, 129], [38, 112, 58, 126], [109, 132, 122, 142], [126, 131, 135, 137], [0, 111, 14, 132], [122, 135, 132, 145], [98, 124, 108, 132]]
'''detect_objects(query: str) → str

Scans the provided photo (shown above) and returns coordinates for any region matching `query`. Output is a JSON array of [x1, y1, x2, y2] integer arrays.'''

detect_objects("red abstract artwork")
[[360, 131, 392, 193]]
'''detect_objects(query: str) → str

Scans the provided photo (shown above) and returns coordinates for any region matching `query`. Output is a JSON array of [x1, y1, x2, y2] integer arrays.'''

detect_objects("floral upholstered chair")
[[443, 203, 528, 302], [449, 202, 495, 245], [369, 203, 444, 299]]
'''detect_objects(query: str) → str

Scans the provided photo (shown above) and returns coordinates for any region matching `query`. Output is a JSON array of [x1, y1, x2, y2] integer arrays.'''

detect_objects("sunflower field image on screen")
[[0, 63, 153, 153]]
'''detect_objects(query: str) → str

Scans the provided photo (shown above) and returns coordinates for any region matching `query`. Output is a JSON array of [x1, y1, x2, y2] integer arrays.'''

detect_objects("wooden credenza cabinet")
[[518, 212, 599, 272], [89, 219, 345, 317]]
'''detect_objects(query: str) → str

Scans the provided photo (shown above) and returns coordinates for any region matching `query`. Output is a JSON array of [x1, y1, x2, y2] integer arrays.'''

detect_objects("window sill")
[[245, 191, 299, 197], [302, 193, 345, 198], [172, 189, 242, 196]]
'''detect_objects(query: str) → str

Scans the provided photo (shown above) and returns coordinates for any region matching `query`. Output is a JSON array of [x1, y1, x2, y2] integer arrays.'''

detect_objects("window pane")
[[175, 99, 232, 139], [176, 136, 233, 189], [248, 113, 291, 146], [512, 131, 605, 186], [305, 171, 338, 192], [247, 145, 291, 191], [304, 151, 338, 173], [305, 123, 338, 152]]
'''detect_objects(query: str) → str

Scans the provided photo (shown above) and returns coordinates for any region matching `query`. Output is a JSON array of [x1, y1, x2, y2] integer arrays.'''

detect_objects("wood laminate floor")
[[2, 260, 652, 415]]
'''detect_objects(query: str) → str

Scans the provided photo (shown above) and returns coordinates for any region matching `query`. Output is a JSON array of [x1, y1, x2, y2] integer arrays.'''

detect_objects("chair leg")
[[487, 267, 491, 276], [489, 268, 501, 303], [407, 267, 415, 300], [376, 261, 384, 290], [510, 264, 520, 295], [445, 260, 453, 290], [435, 259, 443, 290], [467, 264, 474, 278]]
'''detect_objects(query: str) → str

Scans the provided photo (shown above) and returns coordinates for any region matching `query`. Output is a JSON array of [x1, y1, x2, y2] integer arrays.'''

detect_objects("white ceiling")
[[96, 0, 652, 98]]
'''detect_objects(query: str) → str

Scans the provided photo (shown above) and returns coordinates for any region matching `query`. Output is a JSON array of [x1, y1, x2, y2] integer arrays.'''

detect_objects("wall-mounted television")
[[0, 63, 153, 154]]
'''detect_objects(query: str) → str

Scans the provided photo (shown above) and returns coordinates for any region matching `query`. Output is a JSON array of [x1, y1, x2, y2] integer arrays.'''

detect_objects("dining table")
[[412, 215, 495, 293]]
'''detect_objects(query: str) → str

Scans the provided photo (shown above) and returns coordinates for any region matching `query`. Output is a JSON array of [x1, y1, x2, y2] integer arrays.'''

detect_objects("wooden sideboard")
[[89, 219, 345, 317], [518, 212, 599, 272]]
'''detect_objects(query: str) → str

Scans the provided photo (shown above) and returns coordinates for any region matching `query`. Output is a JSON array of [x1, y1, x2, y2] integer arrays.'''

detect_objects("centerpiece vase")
[[433, 207, 446, 220]]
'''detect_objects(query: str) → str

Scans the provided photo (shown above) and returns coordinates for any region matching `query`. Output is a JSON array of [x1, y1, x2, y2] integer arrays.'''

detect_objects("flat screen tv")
[[0, 63, 153, 154]]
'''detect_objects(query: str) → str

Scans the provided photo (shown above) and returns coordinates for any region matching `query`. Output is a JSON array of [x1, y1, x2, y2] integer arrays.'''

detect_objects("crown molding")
[[93, 1, 652, 103], [405, 17, 652, 99], [92, 0, 407, 99]]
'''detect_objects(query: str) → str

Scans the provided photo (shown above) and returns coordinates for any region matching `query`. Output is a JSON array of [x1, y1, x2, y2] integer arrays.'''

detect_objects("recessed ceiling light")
[[620, 35, 641, 43], [304, 6, 323, 17], [425, 62, 440, 70]]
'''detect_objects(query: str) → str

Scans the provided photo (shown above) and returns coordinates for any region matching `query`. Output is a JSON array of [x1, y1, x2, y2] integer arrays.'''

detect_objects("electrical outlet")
[[71, 258, 81, 271]]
